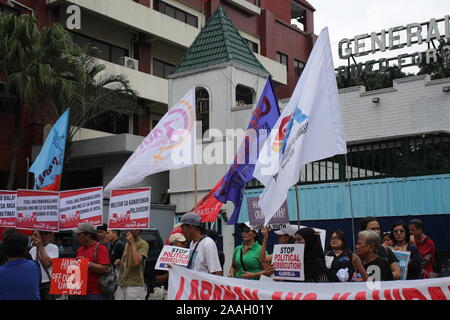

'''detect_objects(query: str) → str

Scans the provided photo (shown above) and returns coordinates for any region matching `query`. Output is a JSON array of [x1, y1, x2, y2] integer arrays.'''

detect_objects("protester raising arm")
[[259, 227, 273, 264]]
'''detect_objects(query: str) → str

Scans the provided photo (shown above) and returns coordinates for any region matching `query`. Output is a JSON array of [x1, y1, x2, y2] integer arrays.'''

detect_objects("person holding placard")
[[325, 230, 367, 282], [115, 230, 149, 300], [259, 225, 297, 264], [229, 223, 270, 280], [391, 221, 422, 280], [180, 213, 222, 275], [29, 231, 59, 300], [295, 228, 328, 282], [74, 223, 110, 300]]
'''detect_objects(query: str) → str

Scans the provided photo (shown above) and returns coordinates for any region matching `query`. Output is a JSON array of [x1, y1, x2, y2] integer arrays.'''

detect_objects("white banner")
[[104, 88, 196, 196], [155, 245, 190, 271], [59, 187, 103, 230], [272, 244, 304, 281], [108, 188, 151, 230], [15, 190, 59, 232], [168, 265, 450, 300]]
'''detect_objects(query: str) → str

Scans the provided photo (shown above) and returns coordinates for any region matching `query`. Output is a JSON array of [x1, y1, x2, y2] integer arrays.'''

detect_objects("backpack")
[[93, 243, 116, 298]]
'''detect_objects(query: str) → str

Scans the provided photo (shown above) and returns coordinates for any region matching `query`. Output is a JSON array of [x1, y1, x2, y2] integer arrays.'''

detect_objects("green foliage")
[[417, 38, 450, 79]]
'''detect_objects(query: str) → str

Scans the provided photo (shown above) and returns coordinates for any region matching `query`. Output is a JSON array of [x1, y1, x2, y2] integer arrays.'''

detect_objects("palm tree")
[[0, 13, 84, 189]]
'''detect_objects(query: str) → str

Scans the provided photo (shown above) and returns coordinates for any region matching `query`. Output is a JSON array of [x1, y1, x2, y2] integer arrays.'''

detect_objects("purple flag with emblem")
[[215, 77, 280, 225]]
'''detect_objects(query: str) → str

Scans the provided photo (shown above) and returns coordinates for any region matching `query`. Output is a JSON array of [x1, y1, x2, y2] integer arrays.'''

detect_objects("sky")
[[307, 0, 450, 70]]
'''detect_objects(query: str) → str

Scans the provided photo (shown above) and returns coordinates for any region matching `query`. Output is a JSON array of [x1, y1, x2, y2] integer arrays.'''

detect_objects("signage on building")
[[336, 15, 450, 79]]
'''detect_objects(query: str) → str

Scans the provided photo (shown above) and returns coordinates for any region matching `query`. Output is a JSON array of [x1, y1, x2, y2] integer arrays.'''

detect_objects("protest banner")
[[156, 245, 190, 271], [59, 187, 103, 230], [50, 258, 88, 295], [0, 191, 16, 228], [271, 244, 305, 281], [108, 188, 151, 229], [394, 250, 411, 280], [246, 197, 289, 230], [168, 265, 450, 300], [16, 190, 59, 232]]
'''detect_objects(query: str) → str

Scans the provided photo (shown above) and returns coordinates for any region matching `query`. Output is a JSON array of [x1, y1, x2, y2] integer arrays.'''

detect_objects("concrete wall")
[[339, 75, 450, 144]]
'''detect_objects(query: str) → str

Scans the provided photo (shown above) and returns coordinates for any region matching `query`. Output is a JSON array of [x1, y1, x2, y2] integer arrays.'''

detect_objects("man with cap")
[[75, 223, 110, 300], [180, 212, 222, 275]]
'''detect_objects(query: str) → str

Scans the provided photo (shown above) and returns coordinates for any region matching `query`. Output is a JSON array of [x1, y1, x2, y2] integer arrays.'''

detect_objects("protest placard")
[[108, 188, 151, 229], [59, 187, 103, 230], [246, 197, 289, 230], [50, 258, 88, 295], [393, 250, 411, 280], [16, 190, 59, 232], [0, 191, 16, 227], [155, 245, 190, 271], [271, 244, 305, 281]]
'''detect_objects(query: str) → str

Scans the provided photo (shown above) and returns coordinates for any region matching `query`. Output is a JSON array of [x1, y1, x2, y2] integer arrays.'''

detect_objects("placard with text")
[[108, 187, 151, 229], [271, 244, 305, 281], [155, 245, 190, 271], [16, 190, 59, 232], [50, 258, 88, 295], [59, 187, 103, 230], [0, 190, 16, 227]]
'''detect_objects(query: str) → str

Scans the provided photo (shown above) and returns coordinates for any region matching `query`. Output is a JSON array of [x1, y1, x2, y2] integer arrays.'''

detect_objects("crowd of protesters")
[[0, 213, 443, 300]]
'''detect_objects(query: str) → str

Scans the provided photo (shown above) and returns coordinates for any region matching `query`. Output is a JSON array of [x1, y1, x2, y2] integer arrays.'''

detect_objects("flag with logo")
[[191, 177, 224, 223], [104, 88, 196, 196], [29, 109, 69, 191], [214, 77, 280, 225], [254, 28, 347, 225]]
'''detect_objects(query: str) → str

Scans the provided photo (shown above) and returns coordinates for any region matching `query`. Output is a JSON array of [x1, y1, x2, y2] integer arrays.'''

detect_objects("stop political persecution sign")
[[271, 244, 305, 281], [50, 258, 89, 295]]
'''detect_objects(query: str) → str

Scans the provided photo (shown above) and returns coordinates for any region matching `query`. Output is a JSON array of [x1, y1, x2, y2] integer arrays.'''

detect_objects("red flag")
[[191, 178, 224, 223]]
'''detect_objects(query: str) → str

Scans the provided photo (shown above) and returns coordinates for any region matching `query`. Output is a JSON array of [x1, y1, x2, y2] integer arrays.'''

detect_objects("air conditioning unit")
[[120, 56, 139, 70]]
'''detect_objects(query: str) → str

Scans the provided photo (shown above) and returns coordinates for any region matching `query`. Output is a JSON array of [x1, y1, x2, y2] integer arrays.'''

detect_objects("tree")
[[0, 13, 84, 189], [417, 38, 450, 79]]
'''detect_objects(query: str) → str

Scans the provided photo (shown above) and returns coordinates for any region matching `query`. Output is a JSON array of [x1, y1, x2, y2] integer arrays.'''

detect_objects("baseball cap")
[[240, 222, 255, 231], [274, 224, 298, 238], [168, 233, 186, 244], [180, 212, 202, 227], [74, 222, 97, 234]]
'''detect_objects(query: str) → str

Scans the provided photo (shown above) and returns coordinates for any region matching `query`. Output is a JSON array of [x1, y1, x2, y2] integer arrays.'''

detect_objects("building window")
[[291, 0, 307, 31], [235, 84, 255, 106], [83, 112, 130, 135], [153, 58, 175, 79], [196, 87, 210, 137], [69, 32, 129, 65], [294, 59, 305, 77], [154, 0, 198, 28], [244, 39, 259, 54], [64, 168, 103, 190], [277, 52, 288, 71]]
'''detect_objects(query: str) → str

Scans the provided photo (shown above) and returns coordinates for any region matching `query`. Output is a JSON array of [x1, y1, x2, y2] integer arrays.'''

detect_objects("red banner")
[[50, 258, 89, 295], [191, 178, 224, 222]]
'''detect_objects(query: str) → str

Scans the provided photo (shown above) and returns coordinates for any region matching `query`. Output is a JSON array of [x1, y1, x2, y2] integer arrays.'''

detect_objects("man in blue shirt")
[[0, 231, 41, 300]]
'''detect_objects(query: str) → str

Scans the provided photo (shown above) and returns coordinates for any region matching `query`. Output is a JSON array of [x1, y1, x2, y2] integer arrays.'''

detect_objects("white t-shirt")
[[188, 237, 222, 274], [29, 243, 59, 283]]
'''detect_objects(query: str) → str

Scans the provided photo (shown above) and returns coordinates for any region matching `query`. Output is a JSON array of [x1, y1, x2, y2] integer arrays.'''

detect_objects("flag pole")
[[194, 164, 198, 204], [294, 184, 300, 229], [344, 154, 356, 252]]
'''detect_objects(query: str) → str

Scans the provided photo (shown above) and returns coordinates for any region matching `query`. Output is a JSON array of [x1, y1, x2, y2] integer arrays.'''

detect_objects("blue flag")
[[215, 77, 280, 225], [29, 109, 70, 190]]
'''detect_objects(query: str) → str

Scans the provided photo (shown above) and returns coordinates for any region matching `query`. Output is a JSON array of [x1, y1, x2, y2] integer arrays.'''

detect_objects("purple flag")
[[215, 77, 280, 225]]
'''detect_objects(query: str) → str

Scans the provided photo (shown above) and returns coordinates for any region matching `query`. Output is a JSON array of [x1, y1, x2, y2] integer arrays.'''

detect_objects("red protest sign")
[[50, 258, 88, 295]]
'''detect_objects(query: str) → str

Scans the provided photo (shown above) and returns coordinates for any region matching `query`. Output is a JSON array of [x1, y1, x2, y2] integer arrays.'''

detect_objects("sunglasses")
[[241, 229, 251, 233]]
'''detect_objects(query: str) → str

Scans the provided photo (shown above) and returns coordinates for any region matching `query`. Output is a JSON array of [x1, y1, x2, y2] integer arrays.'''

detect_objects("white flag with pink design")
[[104, 88, 196, 196], [108, 188, 151, 230]]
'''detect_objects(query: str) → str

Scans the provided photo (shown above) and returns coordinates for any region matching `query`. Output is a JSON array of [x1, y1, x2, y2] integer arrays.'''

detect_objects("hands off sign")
[[272, 244, 305, 281], [156, 245, 190, 271], [246, 197, 289, 229], [50, 258, 88, 295]]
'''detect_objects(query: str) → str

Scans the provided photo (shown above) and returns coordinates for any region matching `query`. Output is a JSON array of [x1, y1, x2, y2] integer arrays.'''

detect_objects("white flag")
[[254, 28, 347, 225], [104, 88, 196, 196]]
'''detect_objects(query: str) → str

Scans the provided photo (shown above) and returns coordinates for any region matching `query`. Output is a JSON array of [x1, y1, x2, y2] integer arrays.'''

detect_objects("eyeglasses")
[[393, 229, 405, 234]]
